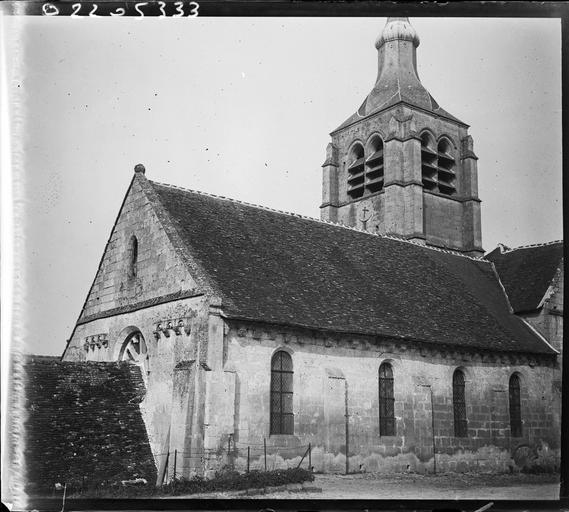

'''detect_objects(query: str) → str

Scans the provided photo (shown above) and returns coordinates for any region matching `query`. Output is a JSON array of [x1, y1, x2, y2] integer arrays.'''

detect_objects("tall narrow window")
[[509, 374, 522, 437], [379, 362, 395, 436], [270, 351, 294, 435], [129, 235, 138, 278], [453, 369, 468, 437]]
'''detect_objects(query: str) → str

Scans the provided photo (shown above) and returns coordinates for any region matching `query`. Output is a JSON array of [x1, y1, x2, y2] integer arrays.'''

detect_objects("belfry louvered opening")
[[270, 351, 294, 435], [421, 132, 438, 192], [437, 139, 456, 195], [365, 136, 384, 193], [347, 143, 365, 199], [421, 133, 456, 196]]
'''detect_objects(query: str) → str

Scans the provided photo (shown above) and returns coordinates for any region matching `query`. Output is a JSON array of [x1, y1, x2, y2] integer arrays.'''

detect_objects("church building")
[[60, 18, 561, 479]]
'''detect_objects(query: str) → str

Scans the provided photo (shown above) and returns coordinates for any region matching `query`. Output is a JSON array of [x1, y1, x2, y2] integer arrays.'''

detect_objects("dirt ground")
[[182, 472, 560, 500]]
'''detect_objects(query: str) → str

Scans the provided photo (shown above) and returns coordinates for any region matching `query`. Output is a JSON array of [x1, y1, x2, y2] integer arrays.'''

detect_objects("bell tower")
[[320, 18, 483, 257]]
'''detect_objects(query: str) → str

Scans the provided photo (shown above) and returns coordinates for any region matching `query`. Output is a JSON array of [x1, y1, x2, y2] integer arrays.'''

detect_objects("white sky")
[[3, 16, 562, 356]]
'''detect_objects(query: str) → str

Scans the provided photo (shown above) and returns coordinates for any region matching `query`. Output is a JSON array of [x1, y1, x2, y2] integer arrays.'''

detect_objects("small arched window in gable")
[[128, 235, 138, 279], [365, 135, 384, 193], [270, 351, 294, 435], [453, 369, 468, 437], [437, 138, 456, 196], [509, 374, 522, 437], [347, 143, 365, 199], [379, 362, 395, 436]]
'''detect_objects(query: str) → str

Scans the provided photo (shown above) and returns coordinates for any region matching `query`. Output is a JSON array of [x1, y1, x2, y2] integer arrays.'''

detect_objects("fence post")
[[173, 449, 177, 483], [308, 443, 312, 471], [264, 438, 267, 471], [247, 446, 250, 473]]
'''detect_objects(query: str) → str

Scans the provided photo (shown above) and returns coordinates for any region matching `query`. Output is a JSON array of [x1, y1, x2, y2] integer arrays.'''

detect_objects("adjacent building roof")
[[22, 356, 156, 493], [485, 241, 563, 314], [147, 178, 555, 355]]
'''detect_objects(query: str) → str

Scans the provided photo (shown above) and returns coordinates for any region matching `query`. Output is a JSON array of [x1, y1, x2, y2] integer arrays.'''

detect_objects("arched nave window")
[[270, 351, 294, 435], [453, 369, 468, 437], [509, 374, 522, 437], [379, 362, 395, 436]]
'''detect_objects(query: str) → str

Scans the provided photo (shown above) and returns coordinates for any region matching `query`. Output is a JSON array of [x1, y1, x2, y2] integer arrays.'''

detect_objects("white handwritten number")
[[135, 2, 148, 17], [173, 1, 184, 17], [89, 3, 99, 16], [71, 3, 81, 16], [158, 1, 166, 16], [188, 1, 199, 17], [42, 3, 59, 15], [110, 7, 125, 16]]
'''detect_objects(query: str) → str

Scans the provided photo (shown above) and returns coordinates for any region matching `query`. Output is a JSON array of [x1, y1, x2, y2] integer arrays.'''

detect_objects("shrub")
[[64, 467, 314, 497], [163, 467, 314, 496], [520, 443, 560, 474]]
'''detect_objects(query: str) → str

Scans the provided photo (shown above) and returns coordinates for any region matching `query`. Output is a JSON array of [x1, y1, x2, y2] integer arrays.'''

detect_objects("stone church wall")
[[78, 177, 200, 322], [423, 193, 464, 249], [215, 321, 558, 474], [63, 295, 210, 469]]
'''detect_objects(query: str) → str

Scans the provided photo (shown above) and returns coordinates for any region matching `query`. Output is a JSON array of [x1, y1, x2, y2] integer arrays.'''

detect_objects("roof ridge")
[[150, 180, 486, 262], [501, 240, 563, 254]]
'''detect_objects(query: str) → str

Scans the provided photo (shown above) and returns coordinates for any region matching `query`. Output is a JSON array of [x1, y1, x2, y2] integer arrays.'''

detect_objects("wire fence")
[[43, 438, 313, 496], [157, 438, 312, 485]]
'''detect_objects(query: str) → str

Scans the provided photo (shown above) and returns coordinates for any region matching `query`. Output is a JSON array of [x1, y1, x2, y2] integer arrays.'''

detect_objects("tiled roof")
[[485, 241, 563, 314], [147, 178, 555, 355], [22, 357, 156, 493]]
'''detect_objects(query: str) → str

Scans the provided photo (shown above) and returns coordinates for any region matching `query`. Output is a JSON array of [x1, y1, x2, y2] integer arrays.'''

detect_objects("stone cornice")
[[319, 202, 339, 209], [224, 318, 556, 367], [76, 290, 205, 325], [424, 190, 481, 204], [384, 133, 422, 143]]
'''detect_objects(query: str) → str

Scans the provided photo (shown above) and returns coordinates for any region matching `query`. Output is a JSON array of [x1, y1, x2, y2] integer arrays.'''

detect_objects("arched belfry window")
[[420, 133, 456, 196], [347, 143, 365, 199], [128, 235, 138, 278], [270, 351, 294, 435], [365, 135, 384, 193], [509, 374, 522, 437], [437, 139, 456, 195], [453, 369, 468, 437], [379, 362, 395, 436]]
